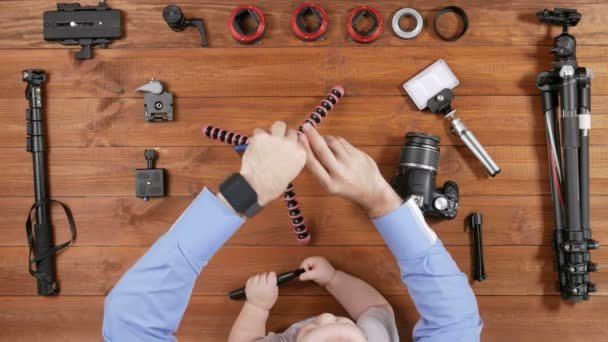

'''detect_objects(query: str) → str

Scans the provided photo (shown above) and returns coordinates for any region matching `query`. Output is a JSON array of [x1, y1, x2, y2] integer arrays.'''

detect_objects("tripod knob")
[[588, 282, 598, 293], [588, 239, 600, 250], [145, 149, 157, 169], [589, 262, 598, 272], [163, 5, 187, 31]]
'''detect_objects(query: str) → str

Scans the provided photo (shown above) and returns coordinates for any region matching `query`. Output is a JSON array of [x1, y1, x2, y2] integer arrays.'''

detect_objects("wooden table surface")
[[1, 1, 607, 341]]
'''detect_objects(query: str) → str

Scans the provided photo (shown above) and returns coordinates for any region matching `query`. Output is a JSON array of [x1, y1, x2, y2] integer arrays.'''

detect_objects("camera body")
[[391, 132, 459, 219]]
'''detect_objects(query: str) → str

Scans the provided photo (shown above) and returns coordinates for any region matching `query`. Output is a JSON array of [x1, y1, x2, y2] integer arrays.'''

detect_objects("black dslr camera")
[[391, 132, 459, 219]]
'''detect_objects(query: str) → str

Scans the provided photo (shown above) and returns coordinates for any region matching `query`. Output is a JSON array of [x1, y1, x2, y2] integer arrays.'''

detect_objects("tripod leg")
[[577, 68, 591, 240], [541, 89, 568, 295]]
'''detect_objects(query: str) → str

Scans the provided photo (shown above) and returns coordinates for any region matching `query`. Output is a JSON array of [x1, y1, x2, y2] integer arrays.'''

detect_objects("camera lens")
[[399, 132, 440, 171]]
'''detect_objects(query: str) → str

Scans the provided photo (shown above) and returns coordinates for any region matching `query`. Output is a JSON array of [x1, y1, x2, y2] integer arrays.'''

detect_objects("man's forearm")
[[373, 199, 482, 341], [228, 303, 269, 342], [325, 270, 393, 321], [103, 188, 245, 341]]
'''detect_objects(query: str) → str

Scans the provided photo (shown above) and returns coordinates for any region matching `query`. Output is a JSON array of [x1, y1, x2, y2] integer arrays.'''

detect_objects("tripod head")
[[537, 8, 581, 29], [537, 9, 581, 67]]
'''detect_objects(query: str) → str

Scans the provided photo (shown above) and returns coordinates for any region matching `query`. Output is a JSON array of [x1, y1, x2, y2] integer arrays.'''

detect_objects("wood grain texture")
[[1, 0, 607, 49], [0, 246, 606, 296], [2, 0, 607, 340], [2, 96, 608, 148], [2, 296, 608, 342], [1, 46, 608, 98], [2, 195, 608, 247], [2, 145, 608, 197]]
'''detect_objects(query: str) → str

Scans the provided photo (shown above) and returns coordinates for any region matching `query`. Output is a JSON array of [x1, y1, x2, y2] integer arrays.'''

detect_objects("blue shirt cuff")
[[171, 188, 245, 273], [372, 199, 438, 261]]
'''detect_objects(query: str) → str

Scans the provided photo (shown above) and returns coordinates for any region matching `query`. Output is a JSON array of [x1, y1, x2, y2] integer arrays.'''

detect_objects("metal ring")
[[291, 3, 328, 41], [392, 8, 423, 39], [400, 162, 437, 172], [228, 5, 266, 44], [346, 6, 383, 43], [433, 6, 469, 41]]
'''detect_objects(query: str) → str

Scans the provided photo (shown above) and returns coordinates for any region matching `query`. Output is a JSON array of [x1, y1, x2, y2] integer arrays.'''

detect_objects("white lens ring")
[[392, 8, 423, 39]]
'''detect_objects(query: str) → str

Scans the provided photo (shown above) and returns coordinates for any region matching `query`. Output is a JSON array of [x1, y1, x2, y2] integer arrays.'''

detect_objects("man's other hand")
[[299, 124, 402, 218], [240, 121, 306, 206]]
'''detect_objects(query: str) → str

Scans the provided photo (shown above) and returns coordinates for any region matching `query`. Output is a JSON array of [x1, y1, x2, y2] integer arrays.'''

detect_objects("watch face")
[[219, 173, 260, 216]]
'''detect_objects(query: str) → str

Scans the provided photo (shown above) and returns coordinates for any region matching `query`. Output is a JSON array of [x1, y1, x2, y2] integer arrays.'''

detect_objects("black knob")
[[164, 4, 187, 31]]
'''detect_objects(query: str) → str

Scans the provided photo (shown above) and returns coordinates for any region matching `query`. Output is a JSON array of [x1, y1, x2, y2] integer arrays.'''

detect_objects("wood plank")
[[0, 246, 605, 296], [2, 46, 608, 98], [2, 195, 608, 247], [3, 145, 608, 197], [1, 1, 607, 49], [3, 96, 608, 148], [2, 296, 608, 342]]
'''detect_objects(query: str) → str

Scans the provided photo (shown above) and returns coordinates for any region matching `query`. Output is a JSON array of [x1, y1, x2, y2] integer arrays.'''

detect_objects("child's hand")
[[299, 256, 337, 286], [245, 272, 279, 311]]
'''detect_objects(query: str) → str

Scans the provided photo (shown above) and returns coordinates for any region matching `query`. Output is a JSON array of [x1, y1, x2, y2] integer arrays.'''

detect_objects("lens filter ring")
[[392, 8, 423, 39], [291, 3, 328, 41], [228, 5, 266, 44], [433, 6, 469, 41], [346, 6, 383, 43]]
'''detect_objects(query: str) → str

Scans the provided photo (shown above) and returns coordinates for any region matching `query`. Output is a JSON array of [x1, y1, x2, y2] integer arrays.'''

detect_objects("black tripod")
[[23, 69, 76, 295], [536, 9, 599, 302]]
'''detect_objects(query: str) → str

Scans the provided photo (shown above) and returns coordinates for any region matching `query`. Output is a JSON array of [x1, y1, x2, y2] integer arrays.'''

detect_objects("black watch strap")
[[219, 173, 262, 217]]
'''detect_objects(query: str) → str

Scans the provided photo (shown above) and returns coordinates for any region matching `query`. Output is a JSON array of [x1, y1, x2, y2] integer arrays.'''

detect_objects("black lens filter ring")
[[291, 3, 328, 41], [228, 5, 266, 44], [346, 6, 383, 43], [433, 6, 469, 41]]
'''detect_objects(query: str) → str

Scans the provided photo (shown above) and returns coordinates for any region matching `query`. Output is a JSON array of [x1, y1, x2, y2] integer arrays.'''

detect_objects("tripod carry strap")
[[25, 199, 76, 293]]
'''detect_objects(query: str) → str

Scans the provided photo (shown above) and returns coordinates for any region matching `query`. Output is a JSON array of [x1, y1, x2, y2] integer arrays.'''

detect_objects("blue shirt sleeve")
[[102, 188, 245, 342], [372, 199, 483, 342]]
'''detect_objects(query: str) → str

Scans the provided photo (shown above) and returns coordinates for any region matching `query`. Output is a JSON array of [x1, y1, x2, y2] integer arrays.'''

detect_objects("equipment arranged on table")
[[43, 0, 122, 59], [391, 133, 459, 220], [202, 86, 345, 244], [228, 4, 266, 44], [404, 59, 501, 177], [433, 6, 469, 41], [163, 4, 207, 47], [469, 212, 486, 282], [291, 3, 328, 41], [391, 8, 423, 40], [346, 6, 383, 43], [536, 8, 598, 302], [229, 268, 306, 300], [22, 69, 77, 295], [135, 149, 166, 201], [135, 80, 175, 122], [31, 1, 602, 309]]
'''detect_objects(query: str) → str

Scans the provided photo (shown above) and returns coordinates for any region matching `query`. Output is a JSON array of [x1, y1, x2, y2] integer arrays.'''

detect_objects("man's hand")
[[298, 124, 402, 218], [299, 256, 337, 286], [240, 121, 307, 206], [245, 272, 279, 311]]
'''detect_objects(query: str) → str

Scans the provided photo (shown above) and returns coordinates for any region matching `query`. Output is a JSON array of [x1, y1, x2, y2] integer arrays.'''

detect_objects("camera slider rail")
[[43, 0, 122, 60]]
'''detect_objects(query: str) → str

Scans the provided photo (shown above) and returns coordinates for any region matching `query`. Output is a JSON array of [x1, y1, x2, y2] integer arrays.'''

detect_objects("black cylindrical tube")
[[23, 69, 56, 295], [229, 269, 305, 300], [578, 75, 591, 239], [560, 74, 582, 237]]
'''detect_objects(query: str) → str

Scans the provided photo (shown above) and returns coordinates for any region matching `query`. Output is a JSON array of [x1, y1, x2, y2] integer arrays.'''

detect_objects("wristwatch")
[[218, 173, 263, 217]]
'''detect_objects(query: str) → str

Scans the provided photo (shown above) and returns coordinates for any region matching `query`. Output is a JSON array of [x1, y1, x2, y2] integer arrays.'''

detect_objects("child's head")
[[296, 313, 367, 342]]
